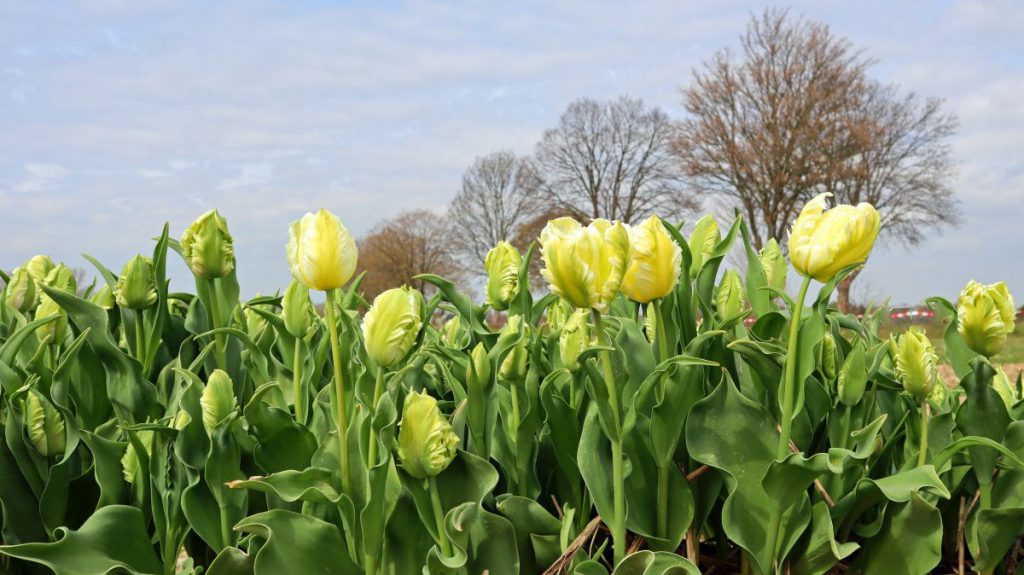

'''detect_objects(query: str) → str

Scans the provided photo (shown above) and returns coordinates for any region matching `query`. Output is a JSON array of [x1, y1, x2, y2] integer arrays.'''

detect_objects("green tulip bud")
[[121, 429, 154, 485], [115, 255, 158, 310], [440, 315, 469, 349], [35, 294, 67, 345], [890, 328, 938, 401], [497, 314, 529, 381], [397, 390, 459, 479], [993, 367, 1019, 409], [484, 241, 521, 311], [837, 341, 868, 406], [545, 298, 573, 333], [468, 343, 492, 392], [957, 280, 1016, 358], [201, 369, 237, 433], [25, 390, 65, 457], [44, 263, 77, 294], [5, 267, 39, 312], [281, 279, 317, 339], [559, 308, 590, 371], [818, 333, 838, 380], [688, 214, 720, 277], [181, 209, 235, 280], [759, 238, 787, 292], [644, 302, 657, 343], [715, 269, 745, 319], [90, 284, 115, 310], [362, 286, 424, 368], [24, 255, 55, 284]]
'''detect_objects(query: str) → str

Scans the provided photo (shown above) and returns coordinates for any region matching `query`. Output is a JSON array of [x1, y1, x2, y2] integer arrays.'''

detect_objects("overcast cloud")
[[1, 0, 1021, 304]]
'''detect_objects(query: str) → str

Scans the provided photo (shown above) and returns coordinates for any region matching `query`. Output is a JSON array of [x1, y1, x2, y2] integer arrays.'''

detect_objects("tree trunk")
[[836, 273, 857, 313]]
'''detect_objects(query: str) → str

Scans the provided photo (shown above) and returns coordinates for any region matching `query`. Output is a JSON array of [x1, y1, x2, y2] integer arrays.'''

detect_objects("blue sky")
[[1, 1, 1021, 305]]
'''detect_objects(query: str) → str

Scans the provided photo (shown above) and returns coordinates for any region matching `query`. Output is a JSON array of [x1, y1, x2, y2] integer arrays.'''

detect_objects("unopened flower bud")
[[25, 390, 65, 457], [397, 390, 459, 478], [201, 369, 237, 433], [181, 209, 235, 280], [484, 241, 521, 311], [497, 314, 529, 381], [281, 279, 317, 339], [115, 255, 158, 310], [5, 267, 38, 312], [362, 286, 424, 368]]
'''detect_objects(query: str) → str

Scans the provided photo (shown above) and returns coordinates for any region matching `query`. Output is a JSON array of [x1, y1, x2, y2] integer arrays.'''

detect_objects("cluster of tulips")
[[0, 193, 1020, 575]]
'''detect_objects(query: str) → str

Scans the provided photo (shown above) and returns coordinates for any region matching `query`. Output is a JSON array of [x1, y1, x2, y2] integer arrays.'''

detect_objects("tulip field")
[[1, 194, 1022, 575]]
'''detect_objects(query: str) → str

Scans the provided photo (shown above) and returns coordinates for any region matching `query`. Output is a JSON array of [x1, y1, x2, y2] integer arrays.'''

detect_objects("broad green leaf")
[[0, 505, 161, 575], [232, 509, 360, 574], [611, 550, 700, 574], [858, 493, 942, 575]]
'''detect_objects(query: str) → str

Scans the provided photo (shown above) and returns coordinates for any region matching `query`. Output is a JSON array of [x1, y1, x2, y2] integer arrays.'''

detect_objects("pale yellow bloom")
[[25, 390, 65, 457], [484, 241, 521, 311], [957, 280, 1016, 358], [621, 215, 681, 303], [559, 308, 590, 371], [397, 390, 459, 479], [5, 267, 38, 312], [201, 369, 237, 434], [788, 193, 880, 282], [540, 217, 630, 312], [287, 209, 358, 291], [891, 328, 938, 401], [362, 286, 424, 368], [281, 279, 317, 339]]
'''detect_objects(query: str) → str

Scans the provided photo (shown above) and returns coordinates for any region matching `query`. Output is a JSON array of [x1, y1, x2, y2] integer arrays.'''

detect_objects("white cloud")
[[216, 162, 275, 191], [10, 163, 68, 193]]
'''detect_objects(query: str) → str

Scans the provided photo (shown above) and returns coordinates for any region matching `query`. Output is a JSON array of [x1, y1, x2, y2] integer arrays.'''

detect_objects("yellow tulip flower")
[[957, 280, 1016, 357], [287, 209, 358, 292], [362, 286, 424, 368], [397, 390, 459, 479], [621, 215, 681, 303], [181, 209, 235, 280], [484, 241, 521, 311], [890, 328, 938, 401], [788, 193, 880, 283], [540, 217, 630, 312]]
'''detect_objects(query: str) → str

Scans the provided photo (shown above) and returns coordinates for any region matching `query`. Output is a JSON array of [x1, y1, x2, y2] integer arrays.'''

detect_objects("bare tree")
[[357, 210, 465, 300], [535, 96, 698, 224], [449, 151, 542, 268], [674, 8, 959, 310]]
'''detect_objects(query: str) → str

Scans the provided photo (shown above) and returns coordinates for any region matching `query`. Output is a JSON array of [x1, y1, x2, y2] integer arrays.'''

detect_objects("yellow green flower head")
[[539, 217, 630, 313], [201, 369, 237, 434], [362, 286, 424, 368], [545, 298, 573, 333], [35, 294, 67, 345], [24, 255, 55, 284], [90, 284, 115, 310], [469, 342, 491, 390], [957, 280, 1015, 358], [498, 314, 530, 381], [688, 214, 720, 278], [181, 209, 235, 280], [25, 390, 65, 458], [44, 263, 77, 294], [5, 267, 38, 313], [644, 302, 657, 343], [891, 327, 938, 401], [788, 193, 880, 283], [927, 379, 948, 411], [559, 308, 590, 371], [715, 269, 746, 319], [621, 215, 681, 303], [281, 279, 317, 339], [484, 241, 521, 311], [759, 238, 787, 292], [115, 255, 158, 310], [287, 208, 358, 292], [397, 390, 459, 479]]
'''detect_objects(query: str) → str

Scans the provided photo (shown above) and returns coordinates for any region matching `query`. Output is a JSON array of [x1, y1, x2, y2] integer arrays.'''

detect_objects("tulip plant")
[[0, 194, 1022, 575]]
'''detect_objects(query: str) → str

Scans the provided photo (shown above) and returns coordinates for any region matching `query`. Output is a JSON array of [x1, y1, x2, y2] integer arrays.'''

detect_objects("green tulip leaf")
[[857, 492, 942, 575]]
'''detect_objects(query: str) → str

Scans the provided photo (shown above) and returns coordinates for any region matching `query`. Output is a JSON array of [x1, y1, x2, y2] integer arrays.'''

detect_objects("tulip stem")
[[592, 310, 627, 566], [208, 280, 228, 370], [428, 475, 452, 557], [657, 463, 669, 539], [917, 400, 930, 467], [777, 276, 812, 460], [134, 312, 147, 371], [292, 336, 304, 423], [325, 289, 351, 494], [366, 365, 385, 470]]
